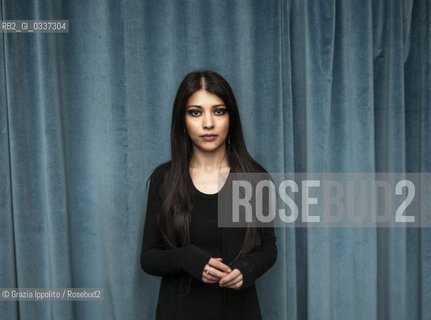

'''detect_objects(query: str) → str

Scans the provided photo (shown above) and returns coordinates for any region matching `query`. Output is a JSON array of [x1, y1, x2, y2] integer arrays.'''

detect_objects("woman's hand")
[[201, 258, 243, 289], [201, 258, 231, 284], [219, 269, 243, 289]]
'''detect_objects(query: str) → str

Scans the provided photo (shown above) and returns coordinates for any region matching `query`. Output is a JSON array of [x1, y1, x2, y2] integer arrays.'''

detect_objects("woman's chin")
[[193, 142, 226, 154]]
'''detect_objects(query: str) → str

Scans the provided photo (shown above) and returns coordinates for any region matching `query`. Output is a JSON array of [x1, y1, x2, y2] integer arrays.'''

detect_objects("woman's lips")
[[201, 134, 217, 141]]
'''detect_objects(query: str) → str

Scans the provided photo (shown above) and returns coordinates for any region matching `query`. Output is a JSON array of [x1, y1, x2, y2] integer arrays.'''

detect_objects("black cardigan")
[[141, 162, 277, 320]]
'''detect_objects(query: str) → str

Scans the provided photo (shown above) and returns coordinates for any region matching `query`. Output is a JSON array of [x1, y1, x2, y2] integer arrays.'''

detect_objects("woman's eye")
[[188, 109, 201, 117], [214, 108, 227, 116]]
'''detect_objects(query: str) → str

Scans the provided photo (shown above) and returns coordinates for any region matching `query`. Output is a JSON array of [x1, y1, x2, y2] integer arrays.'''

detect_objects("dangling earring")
[[227, 135, 231, 149]]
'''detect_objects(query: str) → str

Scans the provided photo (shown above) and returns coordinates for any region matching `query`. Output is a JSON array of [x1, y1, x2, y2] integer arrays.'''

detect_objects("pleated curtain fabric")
[[0, 0, 430, 319]]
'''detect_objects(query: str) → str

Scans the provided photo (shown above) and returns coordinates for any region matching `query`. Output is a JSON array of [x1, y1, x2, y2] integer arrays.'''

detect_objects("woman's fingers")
[[203, 264, 229, 279], [201, 271, 219, 284], [202, 273, 220, 283], [208, 258, 232, 273], [201, 258, 244, 289], [202, 258, 231, 283], [219, 269, 243, 289]]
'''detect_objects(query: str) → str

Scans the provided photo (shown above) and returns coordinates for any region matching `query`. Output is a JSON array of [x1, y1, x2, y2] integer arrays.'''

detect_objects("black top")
[[141, 161, 277, 320]]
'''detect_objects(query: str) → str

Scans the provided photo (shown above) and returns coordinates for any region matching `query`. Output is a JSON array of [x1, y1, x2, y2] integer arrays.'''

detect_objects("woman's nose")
[[202, 113, 214, 129]]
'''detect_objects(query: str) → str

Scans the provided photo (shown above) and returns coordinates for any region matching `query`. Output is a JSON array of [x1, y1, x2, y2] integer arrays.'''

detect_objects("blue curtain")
[[1, 0, 430, 319]]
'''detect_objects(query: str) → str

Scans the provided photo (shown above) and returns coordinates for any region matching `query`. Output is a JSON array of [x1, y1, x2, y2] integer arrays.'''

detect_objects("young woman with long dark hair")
[[140, 70, 277, 320]]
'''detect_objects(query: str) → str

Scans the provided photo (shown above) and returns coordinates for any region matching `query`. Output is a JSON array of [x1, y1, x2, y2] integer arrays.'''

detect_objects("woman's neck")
[[189, 146, 230, 172]]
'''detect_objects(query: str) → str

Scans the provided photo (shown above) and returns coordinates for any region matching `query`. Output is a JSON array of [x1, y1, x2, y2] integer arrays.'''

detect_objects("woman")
[[141, 70, 277, 320]]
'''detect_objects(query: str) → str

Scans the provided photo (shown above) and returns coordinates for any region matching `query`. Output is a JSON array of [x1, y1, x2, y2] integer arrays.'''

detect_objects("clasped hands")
[[201, 257, 243, 289]]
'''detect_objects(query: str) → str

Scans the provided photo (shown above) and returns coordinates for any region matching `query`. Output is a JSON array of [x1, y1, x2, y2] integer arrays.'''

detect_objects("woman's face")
[[185, 89, 229, 154]]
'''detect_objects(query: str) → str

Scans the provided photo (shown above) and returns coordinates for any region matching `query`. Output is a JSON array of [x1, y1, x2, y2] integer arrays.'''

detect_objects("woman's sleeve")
[[229, 226, 277, 289], [140, 169, 211, 280]]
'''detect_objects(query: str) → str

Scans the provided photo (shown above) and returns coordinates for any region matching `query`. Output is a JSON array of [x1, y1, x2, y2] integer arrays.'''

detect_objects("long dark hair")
[[159, 70, 263, 256]]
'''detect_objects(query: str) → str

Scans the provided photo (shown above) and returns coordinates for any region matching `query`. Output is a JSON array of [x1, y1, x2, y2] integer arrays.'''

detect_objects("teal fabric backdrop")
[[1, 0, 430, 319]]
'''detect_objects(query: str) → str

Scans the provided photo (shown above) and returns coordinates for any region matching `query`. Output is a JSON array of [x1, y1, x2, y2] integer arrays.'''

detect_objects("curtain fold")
[[0, 0, 429, 319], [1, 4, 18, 318]]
